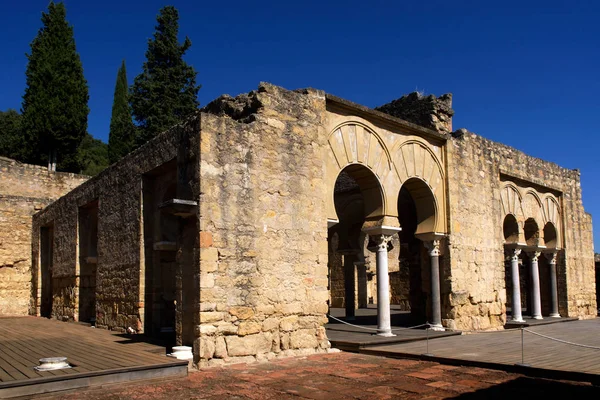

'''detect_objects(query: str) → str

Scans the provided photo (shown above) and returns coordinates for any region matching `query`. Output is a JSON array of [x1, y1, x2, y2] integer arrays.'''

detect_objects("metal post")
[[515, 327, 530, 367], [422, 325, 433, 357]]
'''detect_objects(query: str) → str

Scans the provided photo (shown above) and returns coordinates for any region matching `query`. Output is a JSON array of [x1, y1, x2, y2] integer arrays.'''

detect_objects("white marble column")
[[508, 248, 525, 322], [545, 252, 560, 318], [424, 239, 444, 331], [370, 233, 395, 336], [527, 250, 543, 319]]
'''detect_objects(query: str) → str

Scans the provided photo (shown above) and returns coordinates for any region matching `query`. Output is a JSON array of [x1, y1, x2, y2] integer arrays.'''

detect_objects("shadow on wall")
[[451, 376, 599, 399]]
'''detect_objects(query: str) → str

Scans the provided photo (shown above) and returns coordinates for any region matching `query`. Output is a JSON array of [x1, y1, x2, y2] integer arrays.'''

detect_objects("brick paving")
[[43, 353, 599, 399]]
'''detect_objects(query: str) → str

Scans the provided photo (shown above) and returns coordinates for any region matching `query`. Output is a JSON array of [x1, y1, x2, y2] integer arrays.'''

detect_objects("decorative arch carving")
[[326, 122, 398, 220], [392, 140, 446, 233], [522, 190, 544, 228], [500, 184, 524, 219], [542, 195, 562, 248]]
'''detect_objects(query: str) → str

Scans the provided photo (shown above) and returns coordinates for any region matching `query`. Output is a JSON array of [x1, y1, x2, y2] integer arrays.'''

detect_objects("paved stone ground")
[[44, 353, 599, 399]]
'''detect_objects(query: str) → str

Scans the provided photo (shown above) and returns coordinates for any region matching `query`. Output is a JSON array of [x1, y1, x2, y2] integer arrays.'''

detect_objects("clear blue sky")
[[1, 1, 600, 249]]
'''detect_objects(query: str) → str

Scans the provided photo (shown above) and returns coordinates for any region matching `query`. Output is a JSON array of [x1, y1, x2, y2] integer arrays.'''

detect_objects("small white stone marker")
[[168, 346, 193, 360], [35, 357, 71, 371]]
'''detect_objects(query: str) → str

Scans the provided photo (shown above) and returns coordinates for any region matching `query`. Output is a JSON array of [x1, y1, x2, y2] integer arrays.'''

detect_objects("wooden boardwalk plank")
[[360, 318, 600, 376], [0, 317, 183, 385]]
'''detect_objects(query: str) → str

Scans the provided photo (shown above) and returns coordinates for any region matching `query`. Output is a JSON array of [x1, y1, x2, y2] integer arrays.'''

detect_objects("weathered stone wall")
[[445, 129, 596, 329], [375, 92, 454, 134], [31, 119, 199, 334], [197, 83, 331, 366], [0, 157, 88, 316]]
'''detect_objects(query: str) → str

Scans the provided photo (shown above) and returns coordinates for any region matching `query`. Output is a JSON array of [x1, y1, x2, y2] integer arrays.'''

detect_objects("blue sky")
[[1, 1, 600, 249]]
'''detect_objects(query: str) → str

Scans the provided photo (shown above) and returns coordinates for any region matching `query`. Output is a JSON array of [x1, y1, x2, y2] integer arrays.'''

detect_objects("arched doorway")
[[328, 165, 384, 322], [397, 178, 442, 328]]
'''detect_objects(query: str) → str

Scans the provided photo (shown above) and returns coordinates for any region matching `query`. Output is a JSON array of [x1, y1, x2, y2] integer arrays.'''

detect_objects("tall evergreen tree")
[[0, 109, 23, 160], [21, 1, 89, 172], [108, 60, 135, 164], [131, 6, 200, 145]]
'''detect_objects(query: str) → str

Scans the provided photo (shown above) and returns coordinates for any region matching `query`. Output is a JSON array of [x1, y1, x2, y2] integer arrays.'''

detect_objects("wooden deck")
[[0, 317, 188, 398], [361, 318, 600, 382]]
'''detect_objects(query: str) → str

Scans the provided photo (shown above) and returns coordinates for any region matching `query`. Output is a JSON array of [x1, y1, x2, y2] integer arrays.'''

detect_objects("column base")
[[549, 313, 561, 318], [429, 324, 445, 332], [512, 317, 525, 323], [375, 331, 396, 337], [532, 316, 543, 320]]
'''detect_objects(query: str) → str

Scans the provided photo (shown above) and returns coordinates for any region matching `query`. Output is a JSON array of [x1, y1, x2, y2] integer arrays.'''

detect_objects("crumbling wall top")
[[375, 92, 454, 134]]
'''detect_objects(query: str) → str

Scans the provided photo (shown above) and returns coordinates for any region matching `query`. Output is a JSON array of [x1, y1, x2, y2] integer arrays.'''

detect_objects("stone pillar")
[[424, 239, 444, 331], [355, 260, 368, 309], [528, 251, 543, 319], [545, 252, 560, 318], [369, 233, 395, 337], [508, 248, 525, 322], [339, 251, 357, 320]]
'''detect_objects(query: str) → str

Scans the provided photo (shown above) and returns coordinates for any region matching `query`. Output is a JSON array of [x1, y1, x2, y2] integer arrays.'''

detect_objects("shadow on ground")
[[452, 376, 599, 399]]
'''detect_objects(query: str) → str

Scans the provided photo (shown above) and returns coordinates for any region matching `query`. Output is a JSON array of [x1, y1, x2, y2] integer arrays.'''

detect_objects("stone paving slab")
[[40, 352, 599, 399]]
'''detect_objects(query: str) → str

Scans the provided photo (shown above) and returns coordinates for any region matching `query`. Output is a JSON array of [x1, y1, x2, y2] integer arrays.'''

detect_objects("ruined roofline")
[[201, 82, 448, 143], [325, 93, 448, 143]]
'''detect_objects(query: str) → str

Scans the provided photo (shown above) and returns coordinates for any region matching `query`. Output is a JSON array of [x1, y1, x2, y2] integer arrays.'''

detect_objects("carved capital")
[[544, 251, 558, 264], [527, 251, 542, 262], [368, 234, 393, 252], [424, 239, 441, 257], [508, 248, 522, 262]]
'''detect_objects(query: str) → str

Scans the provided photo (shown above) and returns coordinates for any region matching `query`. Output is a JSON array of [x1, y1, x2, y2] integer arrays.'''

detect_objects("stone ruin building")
[[0, 82, 596, 367]]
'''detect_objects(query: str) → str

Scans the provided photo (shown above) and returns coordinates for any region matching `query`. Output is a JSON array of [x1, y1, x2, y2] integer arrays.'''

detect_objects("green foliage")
[[131, 5, 200, 145], [0, 109, 23, 160], [108, 60, 135, 164], [78, 133, 109, 176], [21, 1, 89, 172]]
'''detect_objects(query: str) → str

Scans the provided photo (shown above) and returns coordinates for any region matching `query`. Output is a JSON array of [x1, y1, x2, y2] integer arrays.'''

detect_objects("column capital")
[[367, 234, 394, 252], [507, 248, 522, 262], [544, 251, 558, 264], [526, 250, 542, 262], [423, 239, 441, 257]]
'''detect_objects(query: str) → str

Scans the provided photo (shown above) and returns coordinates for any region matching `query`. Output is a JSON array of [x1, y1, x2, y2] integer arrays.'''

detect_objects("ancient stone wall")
[[445, 129, 596, 329], [197, 83, 331, 366], [0, 157, 88, 316], [375, 92, 454, 134], [30, 119, 199, 333]]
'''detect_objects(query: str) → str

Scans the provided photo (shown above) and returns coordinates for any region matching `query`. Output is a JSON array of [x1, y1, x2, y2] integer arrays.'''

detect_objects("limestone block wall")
[[445, 130, 596, 330], [0, 157, 88, 316], [197, 83, 331, 366], [30, 120, 197, 331]]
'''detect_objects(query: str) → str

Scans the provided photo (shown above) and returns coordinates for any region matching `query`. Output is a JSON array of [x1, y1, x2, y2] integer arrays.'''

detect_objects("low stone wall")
[[0, 158, 88, 316]]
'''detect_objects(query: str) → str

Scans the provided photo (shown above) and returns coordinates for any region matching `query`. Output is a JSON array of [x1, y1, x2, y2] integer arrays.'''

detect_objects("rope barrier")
[[524, 328, 600, 350], [326, 314, 429, 332]]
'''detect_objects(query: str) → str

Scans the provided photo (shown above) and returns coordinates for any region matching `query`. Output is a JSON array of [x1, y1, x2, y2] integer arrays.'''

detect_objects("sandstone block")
[[280, 315, 298, 331], [226, 333, 272, 357], [200, 337, 216, 359], [238, 321, 262, 336], [200, 311, 224, 323], [229, 306, 254, 320], [214, 336, 227, 358], [290, 329, 318, 349]]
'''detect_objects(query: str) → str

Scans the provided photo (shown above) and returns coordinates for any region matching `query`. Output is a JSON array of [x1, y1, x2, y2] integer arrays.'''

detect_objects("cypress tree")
[[21, 1, 89, 172], [131, 6, 200, 145], [0, 109, 23, 160], [108, 60, 135, 164]]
